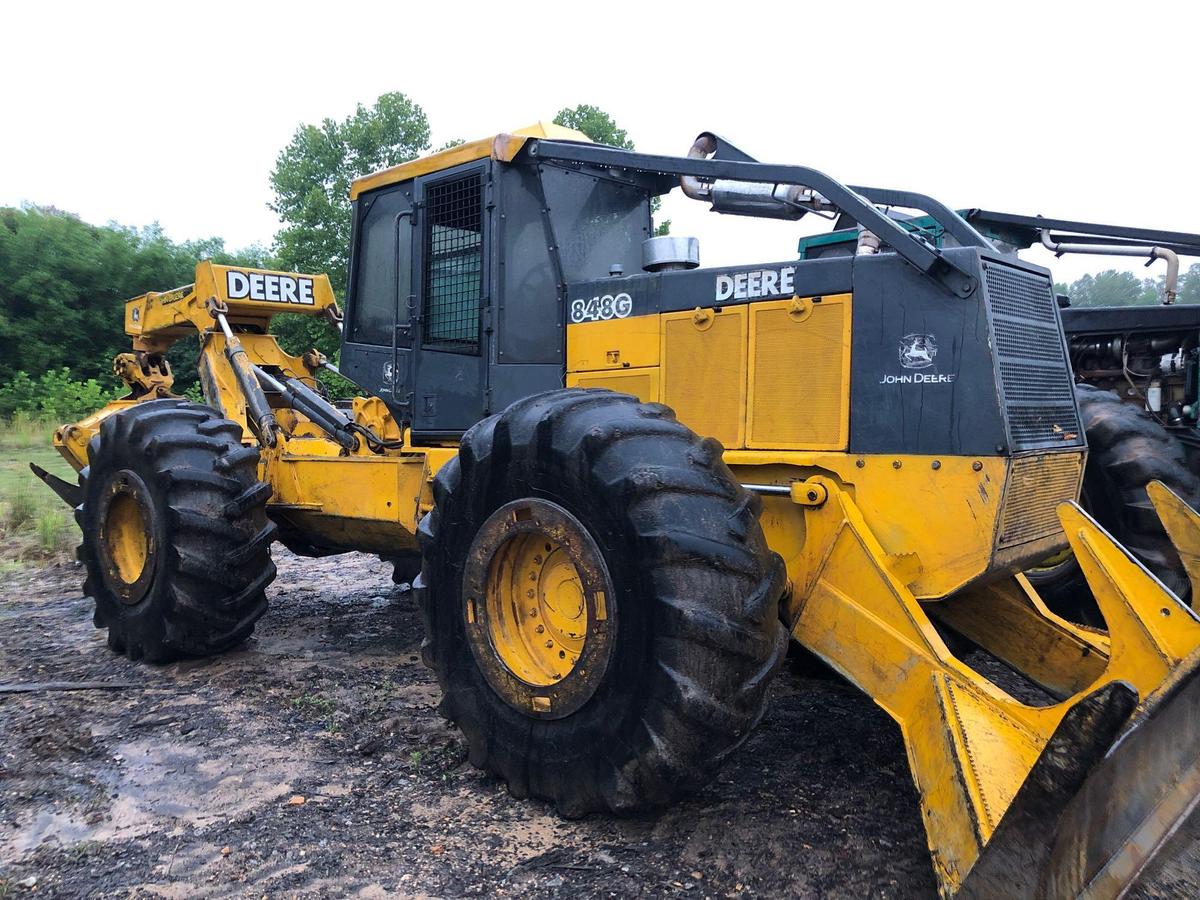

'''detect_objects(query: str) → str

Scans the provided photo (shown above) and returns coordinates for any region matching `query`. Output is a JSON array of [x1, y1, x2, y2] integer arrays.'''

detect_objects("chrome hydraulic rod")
[[210, 304, 278, 447]]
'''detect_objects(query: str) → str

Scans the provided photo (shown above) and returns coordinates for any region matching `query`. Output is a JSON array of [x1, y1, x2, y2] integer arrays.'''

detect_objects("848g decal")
[[569, 292, 633, 323]]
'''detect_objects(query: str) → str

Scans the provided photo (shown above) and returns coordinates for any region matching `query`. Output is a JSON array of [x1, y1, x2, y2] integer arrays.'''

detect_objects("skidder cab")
[[35, 121, 1200, 896]]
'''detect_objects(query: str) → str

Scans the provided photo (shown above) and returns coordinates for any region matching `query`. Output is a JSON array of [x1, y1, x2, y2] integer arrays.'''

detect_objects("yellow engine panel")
[[566, 293, 853, 455], [565, 367, 659, 401], [566, 314, 660, 372], [660, 307, 747, 449], [747, 294, 851, 450]]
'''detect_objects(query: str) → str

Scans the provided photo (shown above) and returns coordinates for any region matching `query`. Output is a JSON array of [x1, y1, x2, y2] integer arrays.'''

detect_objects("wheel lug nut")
[[536, 625, 545, 634], [545, 640, 554, 648], [529, 608, 538, 617], [526, 589, 535, 598]]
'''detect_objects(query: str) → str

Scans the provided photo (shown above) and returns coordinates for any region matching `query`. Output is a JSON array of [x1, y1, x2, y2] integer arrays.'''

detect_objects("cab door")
[[341, 183, 415, 410], [408, 164, 489, 436]]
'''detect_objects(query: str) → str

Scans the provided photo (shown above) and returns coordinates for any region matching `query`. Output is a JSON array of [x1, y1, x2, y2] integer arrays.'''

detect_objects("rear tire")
[[415, 389, 787, 815], [1032, 385, 1200, 623], [77, 400, 277, 663]]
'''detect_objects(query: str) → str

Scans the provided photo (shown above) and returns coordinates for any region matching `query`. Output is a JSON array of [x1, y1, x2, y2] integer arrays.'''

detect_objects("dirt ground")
[[0, 549, 941, 898], [1, 551, 1196, 899]]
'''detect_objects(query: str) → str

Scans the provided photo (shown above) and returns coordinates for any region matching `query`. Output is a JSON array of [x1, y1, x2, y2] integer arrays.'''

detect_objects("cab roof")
[[349, 122, 591, 201]]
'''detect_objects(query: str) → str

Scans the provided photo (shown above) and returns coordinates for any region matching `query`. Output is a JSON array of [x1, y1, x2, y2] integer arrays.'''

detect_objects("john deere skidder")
[[35, 123, 1200, 896]]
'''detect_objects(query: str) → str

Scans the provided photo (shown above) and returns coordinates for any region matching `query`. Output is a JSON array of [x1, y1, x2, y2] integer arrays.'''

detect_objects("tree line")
[[1, 92, 1196, 418], [1054, 267, 1200, 307]]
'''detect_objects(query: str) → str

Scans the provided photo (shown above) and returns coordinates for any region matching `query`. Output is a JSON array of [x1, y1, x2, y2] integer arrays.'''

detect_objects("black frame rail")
[[526, 138, 987, 299], [967, 210, 1200, 258]]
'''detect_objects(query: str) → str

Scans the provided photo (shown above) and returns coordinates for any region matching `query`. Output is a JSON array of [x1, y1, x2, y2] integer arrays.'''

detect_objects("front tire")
[[77, 400, 277, 663], [415, 390, 787, 815]]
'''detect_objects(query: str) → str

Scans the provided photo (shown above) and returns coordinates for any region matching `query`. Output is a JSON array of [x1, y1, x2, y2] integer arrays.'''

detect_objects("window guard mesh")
[[422, 174, 483, 351]]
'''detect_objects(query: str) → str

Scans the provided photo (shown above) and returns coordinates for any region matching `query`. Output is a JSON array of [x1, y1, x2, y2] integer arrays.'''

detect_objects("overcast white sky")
[[2, 1, 1197, 285]]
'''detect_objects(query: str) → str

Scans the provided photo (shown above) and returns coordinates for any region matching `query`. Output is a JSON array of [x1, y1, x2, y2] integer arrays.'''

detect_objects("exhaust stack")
[[680, 132, 834, 220]]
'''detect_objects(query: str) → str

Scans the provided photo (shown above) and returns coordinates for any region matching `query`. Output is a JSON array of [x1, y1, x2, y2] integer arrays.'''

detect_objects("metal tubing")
[[215, 312, 278, 447], [740, 483, 792, 495], [680, 133, 717, 201], [971, 209, 1200, 256], [681, 133, 834, 221], [1040, 229, 1180, 304], [856, 231, 882, 256]]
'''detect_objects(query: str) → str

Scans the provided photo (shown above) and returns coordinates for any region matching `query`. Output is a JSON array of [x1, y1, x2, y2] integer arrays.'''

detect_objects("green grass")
[[0, 416, 79, 566], [289, 692, 340, 733]]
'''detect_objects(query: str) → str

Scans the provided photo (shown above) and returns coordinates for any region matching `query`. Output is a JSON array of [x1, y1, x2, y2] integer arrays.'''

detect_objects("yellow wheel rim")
[[97, 469, 157, 605], [485, 532, 588, 686], [105, 490, 148, 584], [461, 498, 617, 719]]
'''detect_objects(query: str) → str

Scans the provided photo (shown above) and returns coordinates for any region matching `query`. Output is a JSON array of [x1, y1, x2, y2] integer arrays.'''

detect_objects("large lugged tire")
[[77, 399, 277, 663], [1079, 384, 1200, 595], [415, 389, 787, 816], [1033, 385, 1200, 621]]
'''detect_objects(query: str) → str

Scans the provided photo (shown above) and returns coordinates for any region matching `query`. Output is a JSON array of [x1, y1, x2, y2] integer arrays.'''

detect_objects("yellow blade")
[[1147, 479, 1200, 601]]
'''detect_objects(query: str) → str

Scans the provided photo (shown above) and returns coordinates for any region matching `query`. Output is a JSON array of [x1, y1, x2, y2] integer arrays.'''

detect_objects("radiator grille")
[[997, 453, 1083, 549], [422, 173, 483, 352], [984, 262, 1081, 450], [662, 309, 745, 448], [748, 298, 849, 449]]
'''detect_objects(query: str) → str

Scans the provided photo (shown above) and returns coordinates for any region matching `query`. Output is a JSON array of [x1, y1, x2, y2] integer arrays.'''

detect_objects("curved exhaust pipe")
[[1040, 229, 1180, 304], [680, 133, 717, 201], [679, 132, 833, 220]]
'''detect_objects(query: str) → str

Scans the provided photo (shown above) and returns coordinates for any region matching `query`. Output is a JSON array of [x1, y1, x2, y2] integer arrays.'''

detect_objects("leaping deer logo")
[[899, 334, 937, 370]]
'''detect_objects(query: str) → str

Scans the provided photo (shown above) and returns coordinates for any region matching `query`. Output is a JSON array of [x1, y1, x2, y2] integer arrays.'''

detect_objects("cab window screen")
[[423, 173, 482, 352]]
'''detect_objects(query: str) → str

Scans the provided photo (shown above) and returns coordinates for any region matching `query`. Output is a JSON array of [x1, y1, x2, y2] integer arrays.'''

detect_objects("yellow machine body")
[[54, 260, 456, 558], [566, 299, 1082, 601]]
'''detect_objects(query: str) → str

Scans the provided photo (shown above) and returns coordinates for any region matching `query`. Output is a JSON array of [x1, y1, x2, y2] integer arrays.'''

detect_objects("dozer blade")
[[963, 489, 1200, 898], [1147, 480, 1200, 602], [791, 478, 1200, 899], [962, 653, 1200, 898]]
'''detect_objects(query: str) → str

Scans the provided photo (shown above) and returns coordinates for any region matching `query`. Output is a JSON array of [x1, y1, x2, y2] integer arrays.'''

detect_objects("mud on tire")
[[77, 399, 276, 663], [415, 389, 787, 816]]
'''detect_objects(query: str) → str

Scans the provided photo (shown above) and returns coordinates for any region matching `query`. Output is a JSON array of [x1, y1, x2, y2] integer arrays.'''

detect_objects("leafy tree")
[[268, 93, 432, 380], [1179, 264, 1200, 304], [553, 104, 633, 150], [553, 104, 670, 236], [269, 92, 431, 296], [0, 205, 267, 399], [0, 368, 120, 421], [1057, 264, 1200, 307]]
